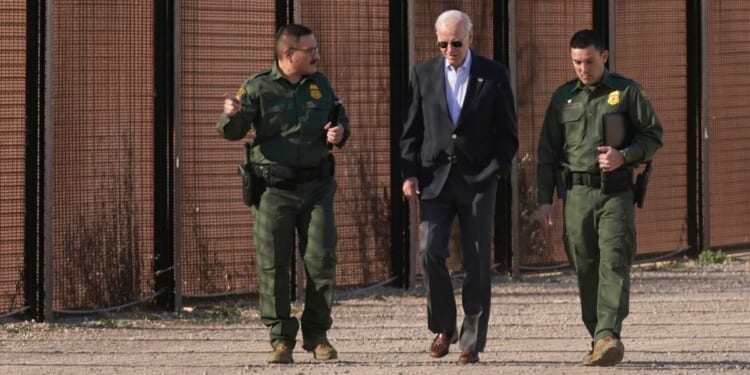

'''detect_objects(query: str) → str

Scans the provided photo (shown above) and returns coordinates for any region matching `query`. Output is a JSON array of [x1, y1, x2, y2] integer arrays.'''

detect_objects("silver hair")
[[434, 10, 473, 34]]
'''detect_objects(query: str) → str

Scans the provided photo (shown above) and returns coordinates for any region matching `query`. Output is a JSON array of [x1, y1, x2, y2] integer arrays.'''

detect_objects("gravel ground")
[[1, 257, 749, 375]]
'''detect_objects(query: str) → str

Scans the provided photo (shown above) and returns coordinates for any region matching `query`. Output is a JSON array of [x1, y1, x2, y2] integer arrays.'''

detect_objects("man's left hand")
[[324, 122, 344, 145], [597, 146, 625, 172]]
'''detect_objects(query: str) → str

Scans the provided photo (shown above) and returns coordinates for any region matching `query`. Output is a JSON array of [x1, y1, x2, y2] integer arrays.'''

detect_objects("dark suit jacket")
[[400, 52, 518, 199]]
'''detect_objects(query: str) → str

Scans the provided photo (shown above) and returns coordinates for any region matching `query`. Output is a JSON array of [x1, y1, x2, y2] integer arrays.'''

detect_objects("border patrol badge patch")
[[309, 83, 322, 100], [607, 90, 620, 106], [235, 87, 245, 100]]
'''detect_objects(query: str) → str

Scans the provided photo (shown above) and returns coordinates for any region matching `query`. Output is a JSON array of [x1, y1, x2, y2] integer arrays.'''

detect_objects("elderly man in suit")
[[399, 9, 518, 365]]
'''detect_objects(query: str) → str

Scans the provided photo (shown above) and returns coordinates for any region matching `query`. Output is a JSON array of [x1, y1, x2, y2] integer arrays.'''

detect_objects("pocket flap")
[[559, 108, 585, 123]]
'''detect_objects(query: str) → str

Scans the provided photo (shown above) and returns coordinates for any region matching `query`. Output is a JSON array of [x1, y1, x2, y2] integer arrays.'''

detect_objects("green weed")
[[4, 324, 32, 335], [94, 317, 132, 328], [368, 293, 387, 302], [207, 303, 245, 320], [698, 249, 727, 266]]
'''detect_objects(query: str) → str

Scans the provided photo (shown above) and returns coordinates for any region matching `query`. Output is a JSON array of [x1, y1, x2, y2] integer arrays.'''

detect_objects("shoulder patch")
[[235, 86, 246, 100], [238, 68, 272, 99]]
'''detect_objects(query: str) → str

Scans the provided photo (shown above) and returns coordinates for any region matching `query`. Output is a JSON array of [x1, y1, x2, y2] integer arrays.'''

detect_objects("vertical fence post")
[[25, 0, 46, 322], [390, 0, 409, 288], [686, 0, 705, 255], [42, 0, 54, 322], [277, 0, 292, 29], [154, 0, 175, 311], [492, 0, 515, 277], [592, 0, 611, 50]]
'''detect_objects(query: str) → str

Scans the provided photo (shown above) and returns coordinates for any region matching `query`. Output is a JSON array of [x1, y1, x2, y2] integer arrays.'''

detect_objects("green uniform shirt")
[[537, 70, 663, 204], [217, 62, 350, 167]]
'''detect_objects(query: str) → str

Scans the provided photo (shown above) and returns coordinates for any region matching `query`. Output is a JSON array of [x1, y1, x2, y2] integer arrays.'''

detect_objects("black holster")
[[632, 162, 652, 208], [556, 166, 570, 199], [238, 163, 264, 207]]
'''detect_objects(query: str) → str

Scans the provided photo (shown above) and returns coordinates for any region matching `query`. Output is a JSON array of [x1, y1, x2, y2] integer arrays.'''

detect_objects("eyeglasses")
[[437, 40, 464, 49], [291, 45, 319, 55]]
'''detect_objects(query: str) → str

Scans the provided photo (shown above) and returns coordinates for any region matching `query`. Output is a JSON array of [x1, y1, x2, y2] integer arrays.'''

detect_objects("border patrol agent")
[[217, 24, 350, 364], [536, 29, 663, 367]]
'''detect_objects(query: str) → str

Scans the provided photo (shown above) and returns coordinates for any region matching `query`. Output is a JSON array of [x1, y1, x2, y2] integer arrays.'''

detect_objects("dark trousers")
[[563, 185, 636, 343], [420, 167, 498, 352], [253, 177, 337, 347]]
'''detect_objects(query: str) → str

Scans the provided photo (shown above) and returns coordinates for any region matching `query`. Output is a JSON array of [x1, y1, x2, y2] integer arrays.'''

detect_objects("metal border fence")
[[1, 0, 748, 321]]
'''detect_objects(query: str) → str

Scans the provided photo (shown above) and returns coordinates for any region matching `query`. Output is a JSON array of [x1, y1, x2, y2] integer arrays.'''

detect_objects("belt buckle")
[[579, 173, 591, 186]]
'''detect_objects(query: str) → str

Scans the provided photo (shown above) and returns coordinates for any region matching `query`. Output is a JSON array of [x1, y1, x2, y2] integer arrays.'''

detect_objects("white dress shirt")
[[444, 50, 472, 125]]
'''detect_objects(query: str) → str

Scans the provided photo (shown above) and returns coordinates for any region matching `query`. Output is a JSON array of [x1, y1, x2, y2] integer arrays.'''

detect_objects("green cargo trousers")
[[252, 177, 337, 347], [563, 184, 636, 343]]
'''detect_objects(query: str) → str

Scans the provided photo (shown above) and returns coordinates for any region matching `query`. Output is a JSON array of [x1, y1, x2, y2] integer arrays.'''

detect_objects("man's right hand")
[[536, 203, 554, 228], [223, 93, 240, 116], [402, 177, 420, 202]]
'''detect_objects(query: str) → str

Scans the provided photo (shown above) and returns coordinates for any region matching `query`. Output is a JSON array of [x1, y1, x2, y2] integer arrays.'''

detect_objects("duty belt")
[[570, 172, 602, 188], [253, 161, 330, 188], [569, 169, 633, 194]]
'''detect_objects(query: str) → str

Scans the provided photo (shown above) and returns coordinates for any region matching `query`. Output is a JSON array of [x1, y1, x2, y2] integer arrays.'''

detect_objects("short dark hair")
[[569, 29, 605, 51], [275, 24, 314, 59]]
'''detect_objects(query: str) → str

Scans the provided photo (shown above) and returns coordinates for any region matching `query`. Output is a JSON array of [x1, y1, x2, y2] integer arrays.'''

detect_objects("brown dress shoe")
[[457, 349, 479, 364], [429, 332, 458, 358]]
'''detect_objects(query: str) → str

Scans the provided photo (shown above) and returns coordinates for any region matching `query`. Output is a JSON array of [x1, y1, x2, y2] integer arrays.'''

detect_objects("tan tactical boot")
[[582, 349, 594, 365], [302, 337, 338, 360], [585, 336, 625, 366], [267, 342, 294, 364]]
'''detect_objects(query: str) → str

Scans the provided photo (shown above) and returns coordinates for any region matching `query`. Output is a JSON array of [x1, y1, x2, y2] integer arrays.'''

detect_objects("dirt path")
[[1, 258, 749, 374]]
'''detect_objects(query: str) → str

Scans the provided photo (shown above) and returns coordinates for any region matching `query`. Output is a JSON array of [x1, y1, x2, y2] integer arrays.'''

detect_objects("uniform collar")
[[269, 61, 285, 81], [270, 60, 318, 86], [573, 69, 614, 92]]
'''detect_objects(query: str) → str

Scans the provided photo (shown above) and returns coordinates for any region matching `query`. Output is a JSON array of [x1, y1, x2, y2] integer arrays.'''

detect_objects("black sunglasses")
[[437, 40, 464, 49]]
